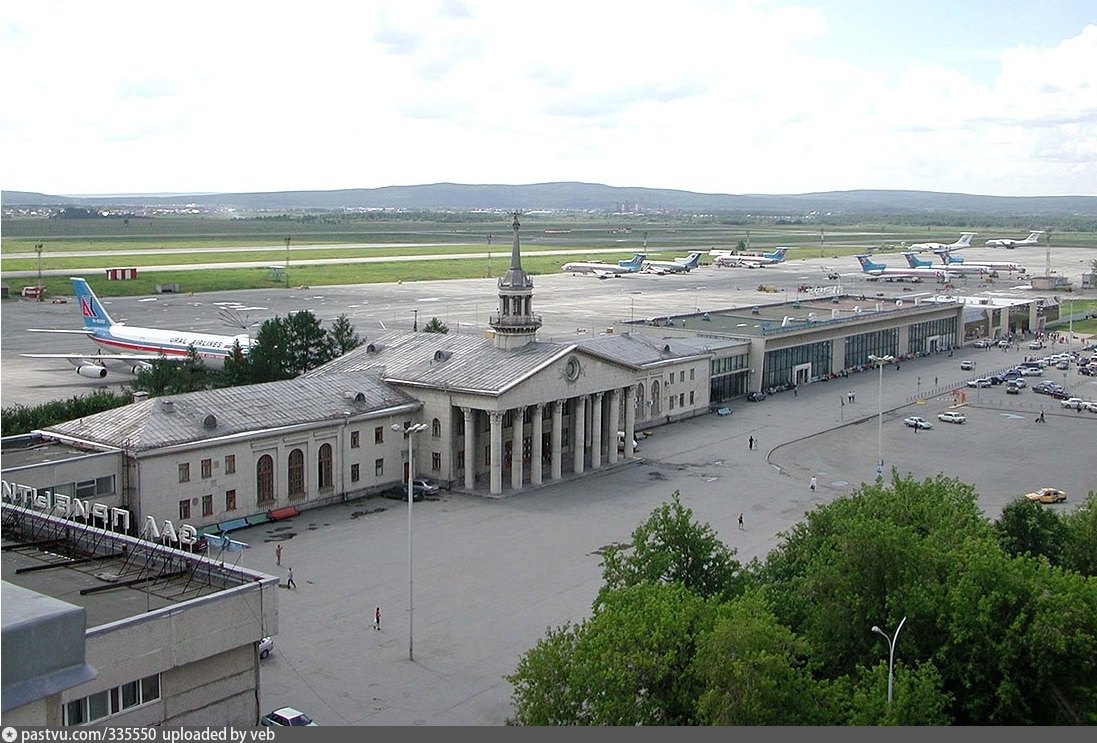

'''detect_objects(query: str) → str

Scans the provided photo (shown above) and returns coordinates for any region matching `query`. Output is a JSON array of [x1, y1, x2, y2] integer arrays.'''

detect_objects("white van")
[[617, 431, 640, 452]]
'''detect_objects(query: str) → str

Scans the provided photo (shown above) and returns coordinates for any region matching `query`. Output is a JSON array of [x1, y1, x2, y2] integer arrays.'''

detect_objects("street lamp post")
[[283, 236, 290, 288], [917, 375, 921, 401], [871, 616, 907, 706], [868, 354, 895, 478], [393, 421, 428, 661], [34, 242, 44, 300]]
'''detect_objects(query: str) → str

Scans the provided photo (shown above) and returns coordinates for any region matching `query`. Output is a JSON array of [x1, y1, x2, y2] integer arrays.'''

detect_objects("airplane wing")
[[26, 328, 96, 335], [23, 352, 165, 362]]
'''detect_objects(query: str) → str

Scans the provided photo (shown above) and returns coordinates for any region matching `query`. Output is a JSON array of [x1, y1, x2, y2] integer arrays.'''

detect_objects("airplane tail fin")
[[901, 252, 930, 268], [686, 252, 701, 268], [935, 249, 962, 264], [619, 253, 646, 270], [856, 255, 882, 272], [956, 233, 976, 247], [1027, 231, 1044, 242], [70, 277, 114, 330]]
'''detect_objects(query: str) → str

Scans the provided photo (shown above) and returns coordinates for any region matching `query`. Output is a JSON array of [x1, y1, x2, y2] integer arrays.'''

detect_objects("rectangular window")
[[76, 479, 96, 499], [179, 499, 191, 520], [120, 680, 139, 709], [225, 489, 237, 511], [680, 370, 685, 382], [690, 368, 696, 381], [87, 689, 110, 721], [202, 494, 213, 517], [679, 393, 685, 407], [63, 674, 161, 726], [201, 458, 212, 479], [432, 452, 441, 472], [375, 426, 384, 444], [178, 462, 190, 483], [351, 463, 360, 483], [689, 391, 695, 405], [669, 397, 676, 410], [224, 454, 236, 475], [95, 476, 115, 497], [351, 430, 360, 448], [375, 458, 384, 477]]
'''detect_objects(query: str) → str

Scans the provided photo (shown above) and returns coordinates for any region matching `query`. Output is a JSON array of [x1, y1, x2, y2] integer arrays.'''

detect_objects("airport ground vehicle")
[[1024, 487, 1067, 504], [260, 707, 318, 727]]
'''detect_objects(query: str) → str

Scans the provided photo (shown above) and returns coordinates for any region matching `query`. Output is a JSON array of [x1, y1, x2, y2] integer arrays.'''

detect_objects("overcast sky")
[[3, 0, 1095, 198]]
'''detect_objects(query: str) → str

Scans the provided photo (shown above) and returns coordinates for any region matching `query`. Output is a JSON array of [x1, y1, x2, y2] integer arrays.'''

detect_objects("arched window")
[[634, 384, 646, 418], [650, 380, 661, 416], [432, 418, 441, 438], [256, 454, 274, 504], [317, 443, 333, 490], [288, 448, 305, 497]]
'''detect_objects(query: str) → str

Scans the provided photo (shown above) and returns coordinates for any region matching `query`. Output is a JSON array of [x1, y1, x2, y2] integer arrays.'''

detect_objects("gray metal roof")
[[305, 331, 577, 394], [42, 373, 418, 452], [576, 333, 741, 365]]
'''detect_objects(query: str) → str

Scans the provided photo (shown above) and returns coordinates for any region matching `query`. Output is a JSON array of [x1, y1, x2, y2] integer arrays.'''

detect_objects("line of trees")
[[506, 475, 1097, 725]]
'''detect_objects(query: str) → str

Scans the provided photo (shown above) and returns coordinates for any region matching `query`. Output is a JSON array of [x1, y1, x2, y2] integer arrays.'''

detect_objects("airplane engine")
[[76, 365, 108, 379]]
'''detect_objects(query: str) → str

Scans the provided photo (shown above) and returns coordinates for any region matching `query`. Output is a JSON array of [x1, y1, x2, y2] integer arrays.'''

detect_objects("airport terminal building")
[[3, 216, 986, 536]]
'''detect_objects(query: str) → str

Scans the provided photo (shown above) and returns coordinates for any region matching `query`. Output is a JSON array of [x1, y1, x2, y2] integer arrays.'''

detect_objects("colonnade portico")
[[458, 387, 637, 497]]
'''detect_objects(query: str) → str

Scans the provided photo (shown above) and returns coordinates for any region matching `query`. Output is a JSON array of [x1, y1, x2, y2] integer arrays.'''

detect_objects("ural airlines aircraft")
[[713, 247, 789, 268], [901, 252, 990, 276], [906, 232, 977, 253], [855, 255, 951, 282], [642, 252, 703, 274], [24, 277, 254, 378], [561, 253, 646, 278], [985, 230, 1044, 249], [932, 249, 1026, 274]]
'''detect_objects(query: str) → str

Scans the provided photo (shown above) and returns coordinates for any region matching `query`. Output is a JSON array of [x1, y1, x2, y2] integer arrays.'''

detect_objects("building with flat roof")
[[1, 501, 277, 727]]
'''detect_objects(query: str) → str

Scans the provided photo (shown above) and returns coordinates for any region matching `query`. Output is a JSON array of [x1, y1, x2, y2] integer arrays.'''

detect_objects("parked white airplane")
[[932, 249, 1027, 274], [642, 252, 703, 274], [713, 247, 789, 268], [561, 253, 646, 278], [984, 230, 1044, 249], [901, 252, 990, 276], [907, 232, 977, 253], [855, 255, 951, 282], [23, 277, 254, 378]]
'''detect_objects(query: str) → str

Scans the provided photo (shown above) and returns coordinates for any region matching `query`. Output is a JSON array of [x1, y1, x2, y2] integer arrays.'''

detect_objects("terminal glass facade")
[[762, 340, 832, 390], [710, 352, 750, 402], [908, 317, 958, 354], [845, 328, 899, 368]]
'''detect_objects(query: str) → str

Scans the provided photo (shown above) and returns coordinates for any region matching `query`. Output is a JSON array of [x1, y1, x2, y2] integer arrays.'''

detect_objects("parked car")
[[967, 378, 992, 388], [937, 411, 966, 424], [1008, 377, 1026, 388], [960, 360, 976, 370], [1019, 366, 1043, 376], [996, 339, 1012, 348], [987, 375, 1006, 385], [410, 478, 440, 496], [382, 486, 423, 502], [746, 391, 766, 402], [258, 636, 274, 659], [1005, 382, 1021, 394], [260, 707, 318, 727], [903, 416, 933, 430], [1060, 397, 1087, 410], [1028, 341, 1045, 350], [1024, 487, 1067, 504], [973, 339, 993, 348]]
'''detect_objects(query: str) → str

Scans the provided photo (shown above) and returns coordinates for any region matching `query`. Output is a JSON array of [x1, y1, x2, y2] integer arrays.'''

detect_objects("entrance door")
[[793, 363, 812, 386]]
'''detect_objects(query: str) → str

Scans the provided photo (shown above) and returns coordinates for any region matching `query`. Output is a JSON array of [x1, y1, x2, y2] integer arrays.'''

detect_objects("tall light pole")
[[283, 236, 291, 288], [871, 616, 907, 706], [868, 354, 895, 478], [34, 242, 44, 300], [393, 422, 428, 661]]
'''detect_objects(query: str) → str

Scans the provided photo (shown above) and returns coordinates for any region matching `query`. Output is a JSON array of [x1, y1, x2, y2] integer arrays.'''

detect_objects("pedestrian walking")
[[748, 435, 754, 450], [934, 376, 938, 386], [375, 606, 381, 630], [275, 543, 282, 567], [809, 476, 817, 492], [287, 567, 296, 590], [793, 385, 798, 397], [738, 512, 744, 530]]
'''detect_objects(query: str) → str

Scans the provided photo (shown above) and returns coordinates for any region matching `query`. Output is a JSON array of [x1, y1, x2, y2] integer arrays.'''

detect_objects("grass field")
[[3, 215, 1095, 298]]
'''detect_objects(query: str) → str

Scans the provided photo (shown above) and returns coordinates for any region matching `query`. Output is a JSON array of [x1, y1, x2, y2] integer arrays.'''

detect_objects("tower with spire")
[[490, 211, 542, 349]]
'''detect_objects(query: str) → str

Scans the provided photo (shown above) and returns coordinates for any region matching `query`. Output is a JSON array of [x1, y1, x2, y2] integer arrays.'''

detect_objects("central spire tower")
[[490, 211, 542, 349]]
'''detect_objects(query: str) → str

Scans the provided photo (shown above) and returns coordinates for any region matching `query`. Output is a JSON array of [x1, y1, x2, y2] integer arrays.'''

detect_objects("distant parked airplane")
[[561, 253, 646, 277], [932, 249, 1026, 274], [901, 252, 989, 276], [713, 247, 789, 268], [855, 255, 951, 282], [984, 230, 1044, 249], [642, 251, 703, 274], [23, 277, 253, 378], [907, 232, 977, 253]]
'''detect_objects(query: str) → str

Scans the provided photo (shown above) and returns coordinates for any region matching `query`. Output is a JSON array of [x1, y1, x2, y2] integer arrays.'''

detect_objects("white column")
[[531, 404, 543, 486], [551, 401, 563, 481], [591, 392, 604, 469], [511, 406, 525, 491], [624, 386, 637, 459], [462, 407, 476, 491], [489, 411, 503, 496], [608, 389, 621, 465], [573, 395, 586, 475]]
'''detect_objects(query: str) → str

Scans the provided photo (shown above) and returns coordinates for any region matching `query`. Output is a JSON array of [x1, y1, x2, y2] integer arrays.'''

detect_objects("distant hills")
[[4, 182, 1097, 217]]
